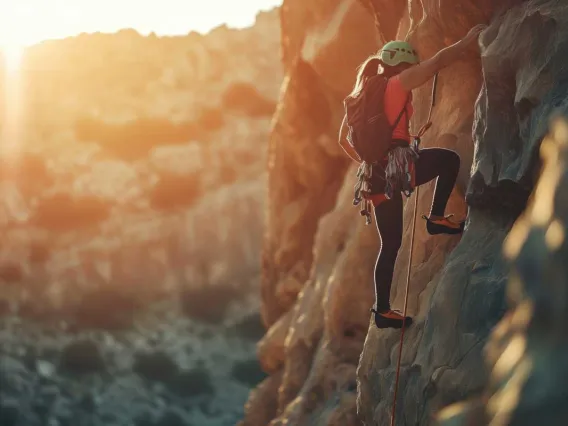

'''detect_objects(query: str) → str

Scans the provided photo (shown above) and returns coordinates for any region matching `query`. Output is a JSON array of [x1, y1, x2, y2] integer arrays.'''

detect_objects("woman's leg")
[[414, 147, 460, 217], [373, 192, 403, 312]]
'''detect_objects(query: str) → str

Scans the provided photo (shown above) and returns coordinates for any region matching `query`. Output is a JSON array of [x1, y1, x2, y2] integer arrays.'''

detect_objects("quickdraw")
[[353, 161, 373, 225]]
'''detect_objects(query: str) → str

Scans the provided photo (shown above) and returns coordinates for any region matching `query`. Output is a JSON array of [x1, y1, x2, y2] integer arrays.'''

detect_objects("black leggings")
[[374, 147, 460, 312]]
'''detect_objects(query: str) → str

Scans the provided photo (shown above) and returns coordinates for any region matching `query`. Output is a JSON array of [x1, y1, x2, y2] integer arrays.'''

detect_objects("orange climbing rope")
[[390, 182, 419, 426], [390, 73, 438, 426]]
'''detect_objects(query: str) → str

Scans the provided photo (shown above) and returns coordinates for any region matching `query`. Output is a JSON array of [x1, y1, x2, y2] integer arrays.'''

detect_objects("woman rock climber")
[[339, 24, 486, 329]]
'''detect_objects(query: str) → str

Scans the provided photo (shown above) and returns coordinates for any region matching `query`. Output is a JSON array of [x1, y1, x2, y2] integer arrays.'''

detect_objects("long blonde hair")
[[349, 56, 381, 97]]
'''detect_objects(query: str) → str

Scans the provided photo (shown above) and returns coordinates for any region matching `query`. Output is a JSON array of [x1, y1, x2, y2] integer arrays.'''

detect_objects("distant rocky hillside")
[[0, 8, 283, 426]]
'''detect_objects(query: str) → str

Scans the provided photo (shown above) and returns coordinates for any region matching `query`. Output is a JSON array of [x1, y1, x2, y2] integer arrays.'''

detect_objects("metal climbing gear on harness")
[[389, 72, 438, 426], [384, 139, 420, 200], [353, 161, 373, 225]]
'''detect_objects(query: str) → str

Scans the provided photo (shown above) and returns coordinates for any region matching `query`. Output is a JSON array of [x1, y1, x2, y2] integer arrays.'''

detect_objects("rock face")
[[246, 0, 568, 425], [245, 2, 379, 424], [437, 116, 568, 426], [359, 2, 568, 425], [0, 9, 283, 426], [261, 0, 379, 327]]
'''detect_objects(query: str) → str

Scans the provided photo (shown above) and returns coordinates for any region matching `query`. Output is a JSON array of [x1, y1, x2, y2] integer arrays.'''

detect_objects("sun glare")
[[0, 36, 25, 155], [1, 41, 23, 73]]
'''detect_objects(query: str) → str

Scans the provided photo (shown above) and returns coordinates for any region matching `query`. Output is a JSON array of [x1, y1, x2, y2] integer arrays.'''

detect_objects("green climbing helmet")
[[378, 40, 419, 66]]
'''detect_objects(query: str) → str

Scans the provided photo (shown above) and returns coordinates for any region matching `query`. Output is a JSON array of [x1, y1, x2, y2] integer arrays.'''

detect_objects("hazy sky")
[[0, 0, 283, 47]]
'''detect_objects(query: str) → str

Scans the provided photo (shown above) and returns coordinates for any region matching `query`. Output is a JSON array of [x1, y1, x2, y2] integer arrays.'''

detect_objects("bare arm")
[[399, 24, 486, 91], [338, 115, 362, 163]]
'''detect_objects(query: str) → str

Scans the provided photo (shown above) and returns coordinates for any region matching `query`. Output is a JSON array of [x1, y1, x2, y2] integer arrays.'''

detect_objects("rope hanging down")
[[390, 72, 438, 426]]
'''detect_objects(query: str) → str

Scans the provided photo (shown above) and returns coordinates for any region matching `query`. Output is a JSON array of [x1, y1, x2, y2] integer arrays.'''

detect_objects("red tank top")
[[384, 75, 413, 142]]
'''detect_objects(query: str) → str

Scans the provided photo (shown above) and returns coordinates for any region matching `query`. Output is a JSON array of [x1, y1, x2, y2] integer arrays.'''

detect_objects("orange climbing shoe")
[[371, 308, 413, 329], [422, 214, 465, 235]]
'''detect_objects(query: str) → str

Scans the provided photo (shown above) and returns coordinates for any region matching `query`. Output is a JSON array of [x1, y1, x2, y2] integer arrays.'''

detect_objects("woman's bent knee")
[[440, 148, 460, 171]]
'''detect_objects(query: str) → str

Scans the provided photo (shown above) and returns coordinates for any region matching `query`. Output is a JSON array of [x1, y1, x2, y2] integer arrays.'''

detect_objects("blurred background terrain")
[[0, 8, 282, 426]]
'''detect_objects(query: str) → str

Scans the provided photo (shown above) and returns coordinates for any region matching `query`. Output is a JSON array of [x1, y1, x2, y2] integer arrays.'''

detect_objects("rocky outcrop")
[[436, 116, 568, 426], [260, 0, 379, 328], [0, 9, 283, 426], [247, 0, 568, 425]]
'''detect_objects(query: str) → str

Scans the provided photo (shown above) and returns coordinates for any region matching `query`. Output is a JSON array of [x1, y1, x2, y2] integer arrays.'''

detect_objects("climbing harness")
[[384, 140, 420, 200], [390, 72, 438, 426]]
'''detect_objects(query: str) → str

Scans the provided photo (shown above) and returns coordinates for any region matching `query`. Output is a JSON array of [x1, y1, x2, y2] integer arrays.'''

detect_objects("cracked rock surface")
[[437, 116, 568, 426]]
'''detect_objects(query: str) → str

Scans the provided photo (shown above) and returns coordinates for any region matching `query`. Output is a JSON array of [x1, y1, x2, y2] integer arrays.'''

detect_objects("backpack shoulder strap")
[[391, 92, 411, 131]]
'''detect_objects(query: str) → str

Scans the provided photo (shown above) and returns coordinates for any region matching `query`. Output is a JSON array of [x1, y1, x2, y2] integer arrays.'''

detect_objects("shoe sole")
[[426, 221, 464, 236], [374, 315, 413, 329]]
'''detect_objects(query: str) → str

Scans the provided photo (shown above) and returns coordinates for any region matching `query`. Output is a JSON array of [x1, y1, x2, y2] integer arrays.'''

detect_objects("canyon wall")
[[244, 0, 568, 425]]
